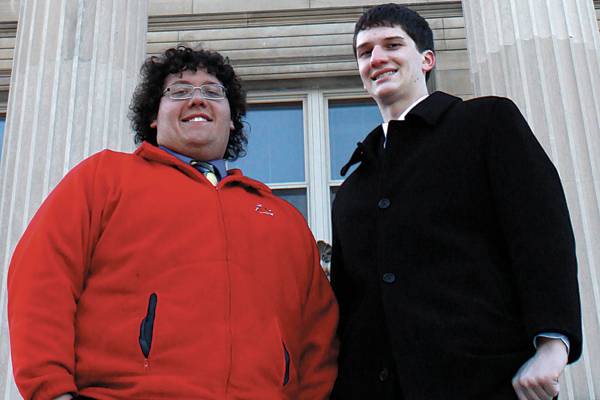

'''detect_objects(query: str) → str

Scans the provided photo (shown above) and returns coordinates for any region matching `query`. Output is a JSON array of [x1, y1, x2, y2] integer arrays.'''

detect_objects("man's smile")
[[370, 68, 398, 82], [181, 112, 212, 123]]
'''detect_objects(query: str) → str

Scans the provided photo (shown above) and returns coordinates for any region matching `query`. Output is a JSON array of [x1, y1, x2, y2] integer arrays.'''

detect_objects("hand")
[[512, 337, 568, 400]]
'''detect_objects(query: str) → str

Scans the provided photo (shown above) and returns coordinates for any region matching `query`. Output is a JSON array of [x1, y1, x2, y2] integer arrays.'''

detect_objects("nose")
[[187, 89, 207, 106], [370, 45, 387, 67]]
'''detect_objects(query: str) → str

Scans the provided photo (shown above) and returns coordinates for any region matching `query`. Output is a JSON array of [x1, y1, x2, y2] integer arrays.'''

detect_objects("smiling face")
[[151, 69, 234, 161], [356, 25, 435, 114]]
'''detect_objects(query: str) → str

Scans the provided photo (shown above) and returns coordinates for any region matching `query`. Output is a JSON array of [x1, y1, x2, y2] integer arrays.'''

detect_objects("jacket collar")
[[401, 91, 461, 126], [134, 142, 272, 194], [339, 91, 461, 176]]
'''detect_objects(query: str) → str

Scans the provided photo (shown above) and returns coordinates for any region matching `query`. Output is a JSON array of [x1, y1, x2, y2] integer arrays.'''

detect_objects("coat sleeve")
[[330, 219, 354, 341], [8, 154, 104, 399], [297, 232, 339, 400], [485, 97, 582, 363]]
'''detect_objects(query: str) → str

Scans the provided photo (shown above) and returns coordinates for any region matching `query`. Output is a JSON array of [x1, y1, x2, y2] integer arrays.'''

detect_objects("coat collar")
[[134, 142, 272, 194], [340, 91, 461, 176], [402, 91, 461, 126]]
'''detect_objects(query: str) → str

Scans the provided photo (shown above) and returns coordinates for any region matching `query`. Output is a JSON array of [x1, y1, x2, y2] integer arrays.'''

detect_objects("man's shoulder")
[[408, 92, 509, 126], [65, 148, 134, 174], [462, 95, 518, 112], [59, 149, 143, 188], [79, 147, 136, 164], [432, 94, 521, 127]]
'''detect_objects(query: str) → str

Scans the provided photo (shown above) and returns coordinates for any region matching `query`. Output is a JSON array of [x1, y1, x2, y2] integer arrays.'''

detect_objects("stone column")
[[0, 0, 148, 398], [462, 0, 600, 398]]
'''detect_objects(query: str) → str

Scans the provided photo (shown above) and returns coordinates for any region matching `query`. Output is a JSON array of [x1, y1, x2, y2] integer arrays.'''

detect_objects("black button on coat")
[[330, 92, 582, 400]]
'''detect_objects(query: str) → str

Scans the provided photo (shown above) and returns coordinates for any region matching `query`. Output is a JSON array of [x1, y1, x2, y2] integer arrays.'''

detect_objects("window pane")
[[328, 99, 381, 180], [273, 188, 307, 220], [229, 103, 304, 184], [0, 118, 5, 158]]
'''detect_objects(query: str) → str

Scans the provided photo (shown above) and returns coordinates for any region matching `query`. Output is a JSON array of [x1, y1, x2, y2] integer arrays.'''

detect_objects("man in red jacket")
[[8, 46, 338, 400]]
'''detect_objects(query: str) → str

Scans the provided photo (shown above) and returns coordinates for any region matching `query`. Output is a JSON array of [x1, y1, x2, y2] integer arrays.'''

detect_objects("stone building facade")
[[0, 0, 599, 398]]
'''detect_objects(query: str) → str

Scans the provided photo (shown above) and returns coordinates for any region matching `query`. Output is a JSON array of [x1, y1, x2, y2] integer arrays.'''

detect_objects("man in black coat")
[[330, 4, 582, 400]]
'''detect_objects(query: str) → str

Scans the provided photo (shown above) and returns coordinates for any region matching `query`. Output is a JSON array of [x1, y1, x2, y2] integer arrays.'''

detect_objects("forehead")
[[163, 69, 221, 87], [356, 25, 412, 47]]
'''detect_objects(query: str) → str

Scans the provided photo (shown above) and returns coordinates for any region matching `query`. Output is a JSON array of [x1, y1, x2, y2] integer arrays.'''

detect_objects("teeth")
[[187, 116, 207, 122], [372, 71, 396, 81]]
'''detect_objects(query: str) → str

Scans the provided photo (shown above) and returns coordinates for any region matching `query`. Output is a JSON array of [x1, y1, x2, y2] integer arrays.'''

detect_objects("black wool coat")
[[330, 92, 582, 400]]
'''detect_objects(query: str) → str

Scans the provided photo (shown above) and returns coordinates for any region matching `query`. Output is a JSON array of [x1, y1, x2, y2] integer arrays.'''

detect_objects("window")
[[228, 101, 308, 219], [328, 99, 381, 180], [327, 98, 381, 205], [228, 89, 381, 250]]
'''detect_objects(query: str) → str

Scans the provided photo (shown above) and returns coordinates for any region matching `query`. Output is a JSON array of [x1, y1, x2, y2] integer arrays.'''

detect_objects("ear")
[[150, 120, 157, 129], [422, 50, 436, 74]]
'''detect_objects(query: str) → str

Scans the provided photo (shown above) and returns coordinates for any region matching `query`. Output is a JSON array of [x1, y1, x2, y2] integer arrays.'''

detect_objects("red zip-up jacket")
[[8, 142, 338, 400]]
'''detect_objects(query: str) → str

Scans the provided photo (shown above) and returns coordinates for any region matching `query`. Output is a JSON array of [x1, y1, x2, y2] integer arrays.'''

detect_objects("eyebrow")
[[168, 78, 220, 86], [356, 35, 406, 50]]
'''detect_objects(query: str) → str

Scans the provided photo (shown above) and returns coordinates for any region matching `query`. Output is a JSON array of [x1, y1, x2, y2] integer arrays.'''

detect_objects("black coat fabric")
[[330, 92, 582, 400]]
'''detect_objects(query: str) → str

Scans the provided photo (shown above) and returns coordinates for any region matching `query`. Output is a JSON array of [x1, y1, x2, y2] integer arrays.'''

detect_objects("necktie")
[[190, 160, 219, 186]]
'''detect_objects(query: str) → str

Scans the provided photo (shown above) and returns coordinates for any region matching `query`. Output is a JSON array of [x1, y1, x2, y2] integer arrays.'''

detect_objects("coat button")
[[379, 367, 390, 382], [378, 198, 391, 209], [382, 272, 396, 283]]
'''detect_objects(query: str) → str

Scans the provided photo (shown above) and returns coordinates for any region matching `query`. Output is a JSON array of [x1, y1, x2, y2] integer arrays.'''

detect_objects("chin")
[[373, 89, 401, 105], [371, 80, 399, 94]]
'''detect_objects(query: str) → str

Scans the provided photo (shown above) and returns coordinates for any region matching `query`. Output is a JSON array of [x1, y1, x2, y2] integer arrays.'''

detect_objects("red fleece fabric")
[[8, 142, 338, 400]]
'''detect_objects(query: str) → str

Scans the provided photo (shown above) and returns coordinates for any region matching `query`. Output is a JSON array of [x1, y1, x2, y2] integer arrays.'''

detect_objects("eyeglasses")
[[162, 83, 227, 101]]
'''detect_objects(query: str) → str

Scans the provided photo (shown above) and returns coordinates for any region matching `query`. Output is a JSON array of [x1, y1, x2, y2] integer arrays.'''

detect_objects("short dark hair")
[[353, 3, 434, 80], [129, 46, 247, 160]]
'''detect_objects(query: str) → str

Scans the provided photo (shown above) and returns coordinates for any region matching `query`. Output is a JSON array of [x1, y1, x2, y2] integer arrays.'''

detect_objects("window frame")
[[242, 87, 380, 245]]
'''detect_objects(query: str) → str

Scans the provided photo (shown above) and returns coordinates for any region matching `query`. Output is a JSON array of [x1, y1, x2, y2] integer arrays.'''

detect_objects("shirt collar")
[[159, 145, 227, 179], [382, 94, 429, 136], [136, 142, 272, 194]]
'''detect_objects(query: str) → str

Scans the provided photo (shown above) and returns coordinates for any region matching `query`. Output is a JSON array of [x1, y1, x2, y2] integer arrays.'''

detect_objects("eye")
[[169, 84, 192, 97], [202, 84, 225, 98], [358, 49, 372, 58]]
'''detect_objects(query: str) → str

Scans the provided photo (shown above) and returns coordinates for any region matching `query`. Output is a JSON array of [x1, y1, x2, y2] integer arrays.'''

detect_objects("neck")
[[378, 89, 429, 123]]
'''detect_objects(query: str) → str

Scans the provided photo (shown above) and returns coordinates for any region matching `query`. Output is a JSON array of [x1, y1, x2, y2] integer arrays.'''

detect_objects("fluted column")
[[0, 0, 148, 398], [463, 0, 600, 398]]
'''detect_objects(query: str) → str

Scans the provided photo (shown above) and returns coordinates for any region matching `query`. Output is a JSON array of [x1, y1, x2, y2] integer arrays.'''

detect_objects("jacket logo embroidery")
[[255, 203, 274, 216]]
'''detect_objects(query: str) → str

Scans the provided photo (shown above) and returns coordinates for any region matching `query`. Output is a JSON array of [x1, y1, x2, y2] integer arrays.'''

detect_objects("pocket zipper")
[[282, 341, 290, 386], [139, 293, 157, 359]]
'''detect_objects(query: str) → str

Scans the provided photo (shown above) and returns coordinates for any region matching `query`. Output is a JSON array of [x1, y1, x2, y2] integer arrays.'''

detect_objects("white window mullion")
[[305, 89, 331, 243]]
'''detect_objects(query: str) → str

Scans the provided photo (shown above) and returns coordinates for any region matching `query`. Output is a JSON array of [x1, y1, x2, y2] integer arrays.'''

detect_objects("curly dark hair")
[[129, 46, 247, 160], [353, 4, 435, 81]]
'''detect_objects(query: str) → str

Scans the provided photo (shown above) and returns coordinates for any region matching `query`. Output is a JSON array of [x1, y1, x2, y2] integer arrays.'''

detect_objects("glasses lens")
[[202, 84, 226, 99], [165, 83, 226, 100], [168, 84, 194, 99]]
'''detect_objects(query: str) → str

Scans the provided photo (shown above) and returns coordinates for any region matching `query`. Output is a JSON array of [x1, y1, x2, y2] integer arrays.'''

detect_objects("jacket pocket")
[[139, 293, 158, 358], [282, 341, 290, 386]]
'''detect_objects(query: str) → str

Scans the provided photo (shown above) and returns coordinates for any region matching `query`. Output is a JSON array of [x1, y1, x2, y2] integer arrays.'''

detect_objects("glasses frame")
[[162, 83, 227, 101]]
